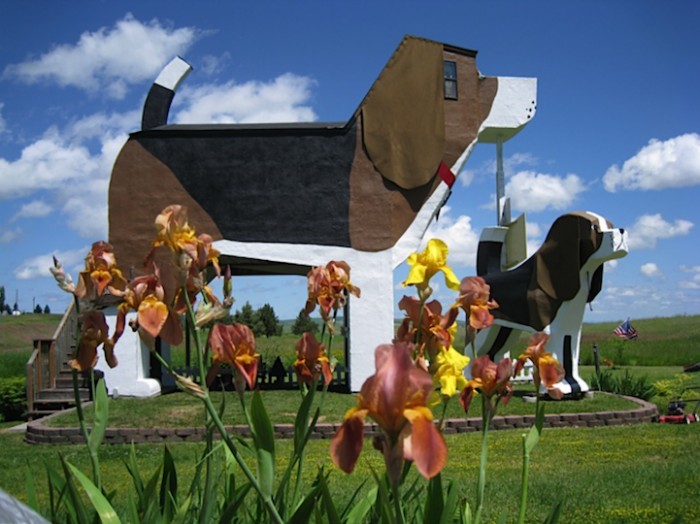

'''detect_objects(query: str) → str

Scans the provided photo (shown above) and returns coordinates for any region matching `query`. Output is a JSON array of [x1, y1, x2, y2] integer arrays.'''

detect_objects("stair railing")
[[26, 301, 77, 415]]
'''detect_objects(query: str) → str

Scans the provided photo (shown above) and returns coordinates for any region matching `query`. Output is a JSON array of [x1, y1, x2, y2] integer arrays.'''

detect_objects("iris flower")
[[117, 272, 183, 346], [453, 276, 498, 330], [208, 323, 260, 391], [402, 239, 460, 297], [330, 342, 447, 485], [293, 332, 333, 386], [74, 241, 127, 299], [396, 296, 458, 363], [304, 260, 360, 322], [71, 310, 118, 372], [460, 355, 513, 415], [431, 346, 471, 399], [514, 333, 565, 399]]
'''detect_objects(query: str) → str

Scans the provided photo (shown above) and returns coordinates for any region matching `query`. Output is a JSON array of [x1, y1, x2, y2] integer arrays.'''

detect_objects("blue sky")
[[1, 2, 699, 324]]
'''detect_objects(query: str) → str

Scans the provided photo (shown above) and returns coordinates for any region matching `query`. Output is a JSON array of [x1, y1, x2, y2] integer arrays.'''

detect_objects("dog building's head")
[[535, 211, 628, 303]]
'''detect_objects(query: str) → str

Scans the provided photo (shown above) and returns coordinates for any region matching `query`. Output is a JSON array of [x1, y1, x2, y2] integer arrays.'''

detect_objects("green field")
[[2, 313, 700, 522]]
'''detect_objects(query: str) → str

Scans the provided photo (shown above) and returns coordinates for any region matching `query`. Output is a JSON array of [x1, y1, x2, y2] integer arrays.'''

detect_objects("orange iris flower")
[[208, 323, 260, 391], [75, 241, 127, 299], [294, 332, 333, 386], [514, 333, 565, 399], [117, 273, 183, 346], [454, 276, 498, 330], [304, 261, 360, 321], [71, 310, 118, 372], [460, 355, 513, 415], [396, 296, 458, 363], [330, 342, 447, 484]]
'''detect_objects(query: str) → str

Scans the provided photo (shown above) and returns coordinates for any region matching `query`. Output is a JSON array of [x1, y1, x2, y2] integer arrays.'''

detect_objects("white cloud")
[[12, 200, 52, 220], [462, 151, 537, 188], [0, 227, 21, 243], [605, 259, 619, 271], [500, 171, 586, 213], [640, 262, 663, 279], [0, 137, 99, 199], [423, 207, 479, 267], [626, 213, 694, 250], [603, 133, 700, 192], [3, 14, 199, 99], [0, 102, 6, 135], [174, 74, 318, 124], [680, 266, 700, 290], [14, 247, 87, 280]]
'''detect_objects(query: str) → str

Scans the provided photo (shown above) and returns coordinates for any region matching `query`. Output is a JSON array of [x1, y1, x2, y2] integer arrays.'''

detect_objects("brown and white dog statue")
[[474, 212, 628, 397]]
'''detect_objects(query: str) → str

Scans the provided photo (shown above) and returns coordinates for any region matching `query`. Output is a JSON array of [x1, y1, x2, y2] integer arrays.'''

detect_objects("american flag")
[[614, 318, 638, 340]]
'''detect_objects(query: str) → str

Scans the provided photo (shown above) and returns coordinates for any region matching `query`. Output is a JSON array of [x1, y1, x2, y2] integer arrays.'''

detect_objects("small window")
[[444, 61, 457, 100]]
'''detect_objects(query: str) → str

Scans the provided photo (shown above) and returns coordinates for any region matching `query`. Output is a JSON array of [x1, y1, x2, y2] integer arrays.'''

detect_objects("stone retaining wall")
[[24, 394, 658, 445]]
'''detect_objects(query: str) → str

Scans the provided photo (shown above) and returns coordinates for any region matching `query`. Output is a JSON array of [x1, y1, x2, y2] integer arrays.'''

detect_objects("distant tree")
[[43, 305, 51, 314], [257, 303, 281, 337], [0, 286, 5, 312], [34, 304, 42, 314], [291, 309, 319, 335], [233, 302, 266, 337], [4, 305, 11, 315]]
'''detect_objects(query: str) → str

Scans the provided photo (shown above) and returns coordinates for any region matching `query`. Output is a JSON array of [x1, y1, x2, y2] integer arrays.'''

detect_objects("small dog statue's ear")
[[534, 215, 582, 301]]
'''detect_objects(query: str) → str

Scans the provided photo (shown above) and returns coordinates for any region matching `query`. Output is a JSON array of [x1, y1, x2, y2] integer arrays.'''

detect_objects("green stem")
[[69, 296, 102, 490], [517, 396, 539, 524], [71, 368, 101, 490], [391, 479, 405, 524], [181, 290, 285, 524], [474, 395, 490, 524]]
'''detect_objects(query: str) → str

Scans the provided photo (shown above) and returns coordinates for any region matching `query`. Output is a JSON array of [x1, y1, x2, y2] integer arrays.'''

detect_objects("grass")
[[0, 313, 62, 377], [1, 423, 698, 523], [3, 313, 700, 521], [43, 388, 640, 428]]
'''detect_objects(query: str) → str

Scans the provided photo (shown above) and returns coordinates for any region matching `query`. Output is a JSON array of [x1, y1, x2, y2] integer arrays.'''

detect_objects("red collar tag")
[[437, 161, 456, 188]]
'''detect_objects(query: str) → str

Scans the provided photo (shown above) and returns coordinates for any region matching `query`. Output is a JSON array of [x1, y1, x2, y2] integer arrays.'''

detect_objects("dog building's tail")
[[141, 56, 192, 130]]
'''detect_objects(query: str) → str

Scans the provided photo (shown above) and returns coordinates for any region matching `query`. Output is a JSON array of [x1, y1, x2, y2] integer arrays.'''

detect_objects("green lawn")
[[2, 423, 698, 523]]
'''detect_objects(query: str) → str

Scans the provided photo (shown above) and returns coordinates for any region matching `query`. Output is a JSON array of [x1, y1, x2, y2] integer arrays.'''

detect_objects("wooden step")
[[37, 388, 90, 401]]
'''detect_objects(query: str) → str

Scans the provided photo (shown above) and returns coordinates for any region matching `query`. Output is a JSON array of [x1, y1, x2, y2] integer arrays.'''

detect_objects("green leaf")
[[65, 461, 121, 524], [424, 473, 444, 524], [440, 480, 461, 524], [294, 386, 316, 453], [124, 443, 144, 506], [344, 486, 377, 524], [219, 483, 253, 524], [88, 378, 109, 453], [287, 482, 321, 524], [542, 498, 564, 524], [317, 470, 341, 524], [524, 400, 546, 454], [462, 501, 473, 524], [60, 457, 90, 524], [250, 390, 275, 497], [160, 445, 178, 520], [25, 463, 40, 515]]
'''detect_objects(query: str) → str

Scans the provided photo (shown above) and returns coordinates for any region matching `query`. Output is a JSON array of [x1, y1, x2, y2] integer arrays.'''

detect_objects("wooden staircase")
[[26, 302, 92, 419]]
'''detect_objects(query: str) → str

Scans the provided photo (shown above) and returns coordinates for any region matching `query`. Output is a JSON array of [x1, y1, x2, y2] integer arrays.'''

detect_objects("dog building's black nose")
[[620, 228, 625, 234]]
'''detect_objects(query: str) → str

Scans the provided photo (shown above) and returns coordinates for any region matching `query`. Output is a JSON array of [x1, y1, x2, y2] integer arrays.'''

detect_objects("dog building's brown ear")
[[534, 214, 582, 301], [361, 36, 445, 189]]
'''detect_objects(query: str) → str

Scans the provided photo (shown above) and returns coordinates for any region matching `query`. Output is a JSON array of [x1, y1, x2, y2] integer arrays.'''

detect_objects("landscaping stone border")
[[23, 393, 658, 445]]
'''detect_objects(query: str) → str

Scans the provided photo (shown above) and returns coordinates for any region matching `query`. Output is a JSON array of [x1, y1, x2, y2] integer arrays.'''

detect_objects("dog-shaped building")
[[474, 211, 628, 396], [107, 35, 537, 392]]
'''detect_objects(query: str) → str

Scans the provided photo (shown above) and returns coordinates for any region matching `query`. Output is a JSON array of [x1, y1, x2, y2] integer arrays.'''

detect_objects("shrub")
[[0, 377, 26, 421], [589, 369, 655, 400]]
